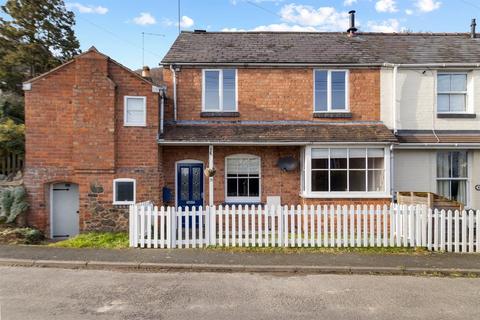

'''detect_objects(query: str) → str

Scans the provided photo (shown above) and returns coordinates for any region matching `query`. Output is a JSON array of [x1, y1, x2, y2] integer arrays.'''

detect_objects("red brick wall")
[[163, 67, 380, 122], [161, 146, 389, 207], [24, 50, 162, 233]]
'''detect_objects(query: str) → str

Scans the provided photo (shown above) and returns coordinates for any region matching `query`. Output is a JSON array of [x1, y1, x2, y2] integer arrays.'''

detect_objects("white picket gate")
[[129, 204, 480, 253]]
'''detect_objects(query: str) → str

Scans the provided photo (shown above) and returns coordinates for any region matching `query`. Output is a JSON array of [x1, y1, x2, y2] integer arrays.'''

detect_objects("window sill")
[[437, 113, 476, 119], [124, 123, 147, 127], [200, 112, 240, 118], [113, 202, 135, 206], [313, 112, 352, 119], [300, 192, 391, 199], [222, 202, 263, 207]]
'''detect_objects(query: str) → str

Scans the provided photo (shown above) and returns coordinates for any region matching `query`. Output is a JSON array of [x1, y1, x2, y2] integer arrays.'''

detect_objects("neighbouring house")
[[23, 13, 480, 238]]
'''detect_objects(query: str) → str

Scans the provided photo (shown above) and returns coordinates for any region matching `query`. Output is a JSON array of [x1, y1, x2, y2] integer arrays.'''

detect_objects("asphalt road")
[[0, 267, 479, 320]]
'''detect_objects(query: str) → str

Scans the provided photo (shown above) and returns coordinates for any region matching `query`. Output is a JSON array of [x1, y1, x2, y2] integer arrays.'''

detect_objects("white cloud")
[[415, 0, 441, 12], [180, 16, 194, 28], [67, 2, 108, 14], [279, 4, 350, 30], [405, 9, 414, 15], [343, 0, 358, 6], [133, 12, 157, 26], [375, 0, 397, 13], [162, 15, 195, 29], [366, 19, 400, 32]]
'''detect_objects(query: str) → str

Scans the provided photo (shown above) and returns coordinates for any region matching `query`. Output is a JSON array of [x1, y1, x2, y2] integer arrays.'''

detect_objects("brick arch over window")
[[224, 154, 261, 203]]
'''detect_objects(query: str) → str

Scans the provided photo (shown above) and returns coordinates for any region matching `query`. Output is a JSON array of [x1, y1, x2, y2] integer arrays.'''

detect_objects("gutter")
[[162, 62, 480, 68], [394, 143, 480, 149], [157, 140, 394, 146]]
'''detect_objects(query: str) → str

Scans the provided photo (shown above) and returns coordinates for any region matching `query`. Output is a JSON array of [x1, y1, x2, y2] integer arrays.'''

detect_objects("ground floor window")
[[437, 151, 468, 204], [225, 155, 260, 203], [113, 178, 136, 205], [301, 146, 390, 198]]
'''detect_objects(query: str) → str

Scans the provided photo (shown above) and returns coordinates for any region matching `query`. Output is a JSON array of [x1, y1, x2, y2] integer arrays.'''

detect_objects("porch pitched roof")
[[160, 123, 397, 145], [396, 130, 480, 144]]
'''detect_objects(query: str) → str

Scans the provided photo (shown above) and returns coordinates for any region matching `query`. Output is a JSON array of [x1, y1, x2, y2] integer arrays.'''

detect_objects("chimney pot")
[[347, 10, 358, 36], [142, 66, 151, 78], [471, 18, 477, 38]]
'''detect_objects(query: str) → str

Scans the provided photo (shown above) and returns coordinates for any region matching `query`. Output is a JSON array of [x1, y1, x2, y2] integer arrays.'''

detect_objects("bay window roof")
[[160, 123, 397, 144]]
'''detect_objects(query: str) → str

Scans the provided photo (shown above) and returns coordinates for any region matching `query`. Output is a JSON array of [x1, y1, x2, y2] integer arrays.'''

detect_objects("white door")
[[51, 183, 79, 239]]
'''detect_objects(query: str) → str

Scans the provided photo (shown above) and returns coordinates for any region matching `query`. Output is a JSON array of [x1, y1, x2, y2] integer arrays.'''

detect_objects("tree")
[[0, 92, 24, 124], [0, 0, 80, 93], [0, 119, 25, 156]]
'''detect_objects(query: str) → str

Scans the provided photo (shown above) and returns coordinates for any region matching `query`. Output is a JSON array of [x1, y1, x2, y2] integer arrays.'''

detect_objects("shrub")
[[0, 186, 28, 225]]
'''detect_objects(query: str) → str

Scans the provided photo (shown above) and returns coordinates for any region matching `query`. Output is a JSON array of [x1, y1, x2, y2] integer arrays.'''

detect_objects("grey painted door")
[[52, 183, 79, 238]]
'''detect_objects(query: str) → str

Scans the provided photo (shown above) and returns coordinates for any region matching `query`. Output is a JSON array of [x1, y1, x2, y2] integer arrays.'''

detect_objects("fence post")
[[129, 205, 135, 247], [209, 206, 217, 246], [167, 206, 176, 249]]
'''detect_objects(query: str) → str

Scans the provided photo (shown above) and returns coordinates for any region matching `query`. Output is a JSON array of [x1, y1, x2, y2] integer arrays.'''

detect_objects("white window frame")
[[436, 72, 471, 114], [224, 154, 261, 203], [313, 69, 349, 113], [113, 178, 136, 205], [202, 69, 238, 112], [435, 151, 470, 206], [124, 96, 147, 127], [301, 146, 391, 199]]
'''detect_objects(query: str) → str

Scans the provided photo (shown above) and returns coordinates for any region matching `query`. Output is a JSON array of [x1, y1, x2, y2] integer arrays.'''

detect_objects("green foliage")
[[0, 226, 43, 244], [0, 118, 24, 156], [0, 186, 28, 224], [50, 232, 129, 249], [18, 227, 43, 244], [0, 0, 80, 92], [0, 92, 24, 123]]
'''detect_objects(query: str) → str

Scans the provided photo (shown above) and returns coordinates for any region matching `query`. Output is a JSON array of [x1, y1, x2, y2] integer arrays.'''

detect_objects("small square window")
[[113, 179, 136, 205], [124, 96, 146, 126]]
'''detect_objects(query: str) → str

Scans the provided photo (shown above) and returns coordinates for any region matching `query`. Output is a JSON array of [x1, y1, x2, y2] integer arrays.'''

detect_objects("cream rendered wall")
[[471, 150, 480, 209], [381, 68, 480, 130], [394, 149, 480, 209], [394, 150, 436, 192]]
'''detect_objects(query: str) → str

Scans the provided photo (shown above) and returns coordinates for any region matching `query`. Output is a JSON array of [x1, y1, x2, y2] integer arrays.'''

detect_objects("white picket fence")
[[129, 204, 480, 253]]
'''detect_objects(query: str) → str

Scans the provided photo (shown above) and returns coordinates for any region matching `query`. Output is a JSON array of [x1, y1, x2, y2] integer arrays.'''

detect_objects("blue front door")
[[177, 163, 204, 209]]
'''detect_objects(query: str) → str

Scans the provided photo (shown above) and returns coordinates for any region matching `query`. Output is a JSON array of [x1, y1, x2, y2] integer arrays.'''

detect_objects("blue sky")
[[2, 0, 480, 69]]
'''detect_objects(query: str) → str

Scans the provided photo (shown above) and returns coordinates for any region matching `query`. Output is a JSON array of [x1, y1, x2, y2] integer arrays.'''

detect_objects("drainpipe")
[[390, 144, 395, 202], [169, 65, 178, 121], [392, 65, 398, 135], [208, 145, 214, 207], [160, 88, 165, 135]]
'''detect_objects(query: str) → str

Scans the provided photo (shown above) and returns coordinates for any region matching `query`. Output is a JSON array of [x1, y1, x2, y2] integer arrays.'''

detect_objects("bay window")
[[303, 147, 389, 197]]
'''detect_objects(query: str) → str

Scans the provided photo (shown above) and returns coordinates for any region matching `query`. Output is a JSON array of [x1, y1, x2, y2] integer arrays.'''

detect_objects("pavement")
[[1, 266, 480, 320], [0, 244, 480, 275]]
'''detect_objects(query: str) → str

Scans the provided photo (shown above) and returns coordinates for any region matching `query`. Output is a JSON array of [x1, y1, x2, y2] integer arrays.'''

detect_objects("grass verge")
[[49, 232, 129, 249]]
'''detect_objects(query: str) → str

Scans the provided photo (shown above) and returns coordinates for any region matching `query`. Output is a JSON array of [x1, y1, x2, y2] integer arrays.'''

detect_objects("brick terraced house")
[[23, 17, 480, 238]]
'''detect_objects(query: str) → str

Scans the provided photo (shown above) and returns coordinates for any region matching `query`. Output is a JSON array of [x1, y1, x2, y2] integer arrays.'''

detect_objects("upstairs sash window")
[[203, 69, 237, 111], [437, 73, 468, 113], [314, 70, 348, 112]]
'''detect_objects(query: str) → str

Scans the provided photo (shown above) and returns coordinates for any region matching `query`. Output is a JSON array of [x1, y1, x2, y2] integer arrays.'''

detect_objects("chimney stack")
[[347, 10, 358, 36], [142, 66, 151, 79], [471, 18, 477, 38]]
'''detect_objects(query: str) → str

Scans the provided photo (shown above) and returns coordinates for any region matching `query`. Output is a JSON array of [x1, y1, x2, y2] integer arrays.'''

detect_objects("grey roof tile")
[[162, 32, 480, 65]]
